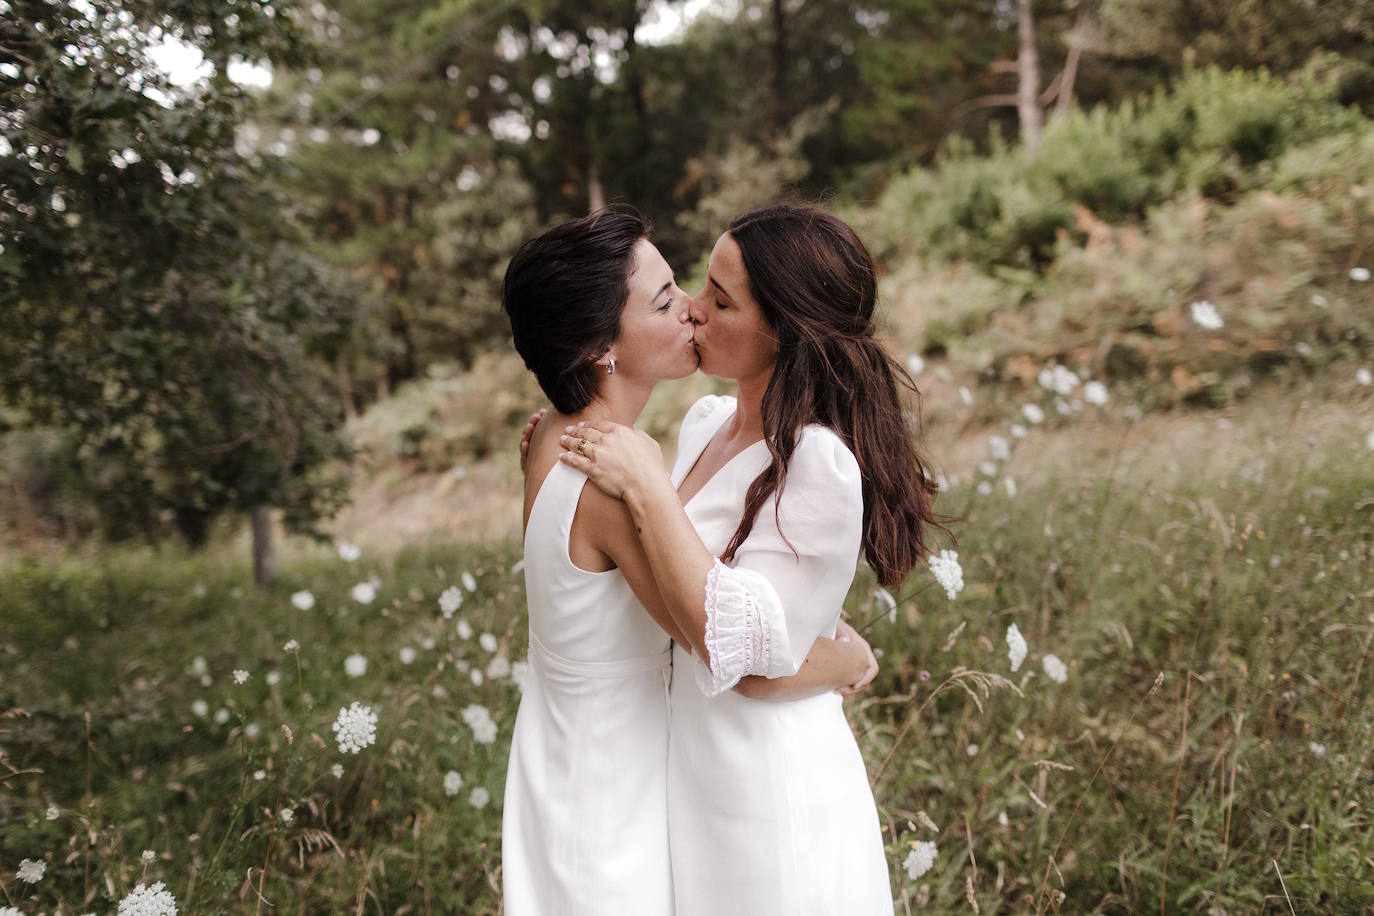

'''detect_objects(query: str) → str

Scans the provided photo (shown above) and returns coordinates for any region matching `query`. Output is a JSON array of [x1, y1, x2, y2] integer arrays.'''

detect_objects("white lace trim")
[[695, 559, 775, 697]]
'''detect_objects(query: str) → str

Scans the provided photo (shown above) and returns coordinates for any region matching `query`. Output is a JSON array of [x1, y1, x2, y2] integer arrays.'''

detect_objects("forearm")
[[734, 634, 861, 700], [622, 474, 715, 659]]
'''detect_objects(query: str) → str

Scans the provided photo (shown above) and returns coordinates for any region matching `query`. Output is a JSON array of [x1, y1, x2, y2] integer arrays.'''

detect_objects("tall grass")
[[3, 401, 1371, 912]]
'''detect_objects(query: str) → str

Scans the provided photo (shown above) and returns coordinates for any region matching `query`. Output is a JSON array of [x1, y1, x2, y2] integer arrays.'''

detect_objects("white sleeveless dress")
[[502, 460, 674, 915], [666, 395, 895, 916]]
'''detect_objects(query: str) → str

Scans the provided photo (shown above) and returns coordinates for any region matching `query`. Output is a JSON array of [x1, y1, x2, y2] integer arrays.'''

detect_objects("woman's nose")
[[687, 293, 706, 326]]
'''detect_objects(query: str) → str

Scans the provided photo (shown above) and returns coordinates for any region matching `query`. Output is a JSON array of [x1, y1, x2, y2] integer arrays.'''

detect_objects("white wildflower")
[[469, 786, 490, 809], [16, 858, 45, 883], [903, 841, 938, 880], [998, 810, 1009, 827], [45, 803, 59, 821], [1010, 423, 1028, 439], [290, 590, 315, 611], [1357, 368, 1372, 387], [487, 655, 511, 679], [1004, 477, 1017, 497], [456, 619, 473, 640], [958, 386, 973, 405], [332, 702, 378, 754], [1083, 380, 1109, 406], [1311, 293, 1329, 308], [1190, 299, 1223, 330], [191, 699, 208, 718], [988, 435, 1010, 461], [1042, 654, 1068, 684], [1350, 267, 1371, 282], [117, 880, 179, 916], [1309, 741, 1327, 757], [141, 849, 156, 863], [966, 743, 979, 756], [511, 661, 530, 692], [439, 586, 463, 618], [977, 481, 993, 496], [213, 708, 231, 725], [1021, 403, 1045, 425], [874, 586, 897, 623], [461, 571, 478, 592], [978, 461, 998, 478], [1005, 623, 1027, 673], [479, 633, 498, 653], [279, 807, 294, 823], [232, 669, 249, 685], [462, 704, 498, 744], [1040, 364, 1077, 396], [337, 541, 361, 562], [906, 354, 925, 376], [350, 581, 376, 604], [331, 763, 344, 778], [422, 637, 436, 650], [471, 668, 485, 686], [344, 653, 368, 678], [927, 550, 964, 599], [266, 671, 280, 686], [244, 722, 260, 740], [399, 646, 417, 665], [254, 770, 266, 782], [190, 656, 208, 677], [283, 639, 299, 653], [444, 770, 463, 796]]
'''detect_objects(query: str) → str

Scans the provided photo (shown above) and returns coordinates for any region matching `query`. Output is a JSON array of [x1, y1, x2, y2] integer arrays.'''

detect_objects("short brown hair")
[[502, 209, 649, 414]]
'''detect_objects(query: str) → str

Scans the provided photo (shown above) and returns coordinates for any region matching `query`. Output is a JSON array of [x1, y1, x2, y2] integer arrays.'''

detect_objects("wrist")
[[623, 471, 674, 520]]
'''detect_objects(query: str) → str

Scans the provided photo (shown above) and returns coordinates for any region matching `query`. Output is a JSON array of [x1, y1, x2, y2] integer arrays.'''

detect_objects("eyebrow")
[[709, 275, 737, 301], [654, 280, 673, 301]]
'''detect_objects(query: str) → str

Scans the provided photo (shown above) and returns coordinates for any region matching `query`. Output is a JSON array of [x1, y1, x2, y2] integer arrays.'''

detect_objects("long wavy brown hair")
[[722, 204, 945, 588]]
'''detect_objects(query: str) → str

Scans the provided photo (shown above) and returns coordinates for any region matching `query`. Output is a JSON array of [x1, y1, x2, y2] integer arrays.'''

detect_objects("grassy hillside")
[[3, 375, 1372, 912]]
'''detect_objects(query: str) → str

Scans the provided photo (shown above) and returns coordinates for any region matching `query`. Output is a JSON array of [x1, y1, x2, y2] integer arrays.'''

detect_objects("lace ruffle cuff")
[[695, 559, 792, 697]]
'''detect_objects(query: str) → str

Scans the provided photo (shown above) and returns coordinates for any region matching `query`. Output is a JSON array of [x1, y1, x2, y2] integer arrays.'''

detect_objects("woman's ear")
[[594, 352, 617, 376]]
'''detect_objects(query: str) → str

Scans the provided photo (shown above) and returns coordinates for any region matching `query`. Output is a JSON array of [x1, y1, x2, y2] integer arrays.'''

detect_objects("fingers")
[[559, 449, 591, 473], [557, 428, 605, 458], [855, 649, 880, 692]]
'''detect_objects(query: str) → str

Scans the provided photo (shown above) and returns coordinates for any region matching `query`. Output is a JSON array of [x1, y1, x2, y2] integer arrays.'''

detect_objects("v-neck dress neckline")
[[672, 398, 769, 509]]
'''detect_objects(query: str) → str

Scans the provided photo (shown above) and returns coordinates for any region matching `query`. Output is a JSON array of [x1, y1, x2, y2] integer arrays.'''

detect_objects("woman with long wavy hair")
[[559, 203, 942, 914]]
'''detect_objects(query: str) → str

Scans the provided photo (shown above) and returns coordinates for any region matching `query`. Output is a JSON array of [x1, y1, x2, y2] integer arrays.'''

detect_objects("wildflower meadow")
[[4, 356, 1372, 912]]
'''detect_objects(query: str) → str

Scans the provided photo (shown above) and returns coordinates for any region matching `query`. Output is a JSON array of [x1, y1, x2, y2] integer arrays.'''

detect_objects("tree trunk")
[[1017, 0, 1044, 154], [251, 505, 275, 590], [1052, 4, 1091, 122], [770, 0, 786, 149], [623, 0, 649, 157], [337, 356, 358, 423], [588, 160, 605, 212]]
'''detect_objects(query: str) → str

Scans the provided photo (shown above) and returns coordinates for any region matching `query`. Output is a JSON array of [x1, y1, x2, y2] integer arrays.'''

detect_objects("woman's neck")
[[558, 379, 653, 430], [725, 370, 770, 443]]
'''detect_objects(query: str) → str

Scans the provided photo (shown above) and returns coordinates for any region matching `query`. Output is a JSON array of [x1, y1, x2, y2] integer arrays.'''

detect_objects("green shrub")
[[875, 66, 1368, 270]]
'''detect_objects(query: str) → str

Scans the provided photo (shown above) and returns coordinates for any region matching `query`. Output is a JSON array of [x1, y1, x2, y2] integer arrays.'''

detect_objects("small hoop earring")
[[607, 356, 616, 376]]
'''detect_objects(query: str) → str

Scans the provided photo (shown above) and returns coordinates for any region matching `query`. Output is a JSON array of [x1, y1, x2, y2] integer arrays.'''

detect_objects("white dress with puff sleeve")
[[666, 395, 894, 916]]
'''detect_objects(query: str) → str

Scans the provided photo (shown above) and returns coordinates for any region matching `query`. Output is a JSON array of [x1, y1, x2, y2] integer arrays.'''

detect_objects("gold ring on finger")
[[577, 439, 588, 455]]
